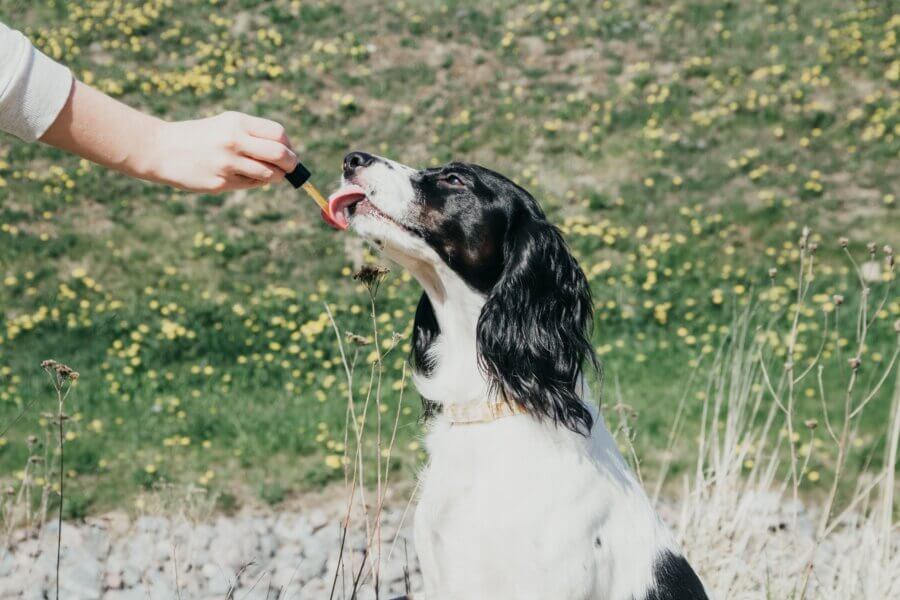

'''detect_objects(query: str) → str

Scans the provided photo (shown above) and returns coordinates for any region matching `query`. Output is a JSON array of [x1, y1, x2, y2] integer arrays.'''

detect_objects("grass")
[[0, 0, 897, 515], [6, 229, 896, 599]]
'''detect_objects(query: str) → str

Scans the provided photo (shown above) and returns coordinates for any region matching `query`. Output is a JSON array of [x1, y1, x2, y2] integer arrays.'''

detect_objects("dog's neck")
[[397, 257, 495, 409]]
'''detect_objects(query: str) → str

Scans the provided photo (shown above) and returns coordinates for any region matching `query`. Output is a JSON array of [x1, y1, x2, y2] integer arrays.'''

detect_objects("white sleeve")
[[0, 21, 73, 142]]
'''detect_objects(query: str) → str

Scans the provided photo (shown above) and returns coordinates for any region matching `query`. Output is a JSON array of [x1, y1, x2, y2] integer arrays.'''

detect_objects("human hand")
[[147, 111, 298, 193]]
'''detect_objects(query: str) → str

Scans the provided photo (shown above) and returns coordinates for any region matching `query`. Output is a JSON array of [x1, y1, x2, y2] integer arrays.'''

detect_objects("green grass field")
[[1, 0, 897, 516]]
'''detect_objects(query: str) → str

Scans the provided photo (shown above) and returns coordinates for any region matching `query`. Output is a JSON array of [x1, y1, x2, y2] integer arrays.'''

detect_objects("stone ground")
[[0, 491, 420, 599]]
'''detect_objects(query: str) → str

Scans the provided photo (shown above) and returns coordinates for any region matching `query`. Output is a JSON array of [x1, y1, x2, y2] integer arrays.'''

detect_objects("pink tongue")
[[323, 184, 366, 230]]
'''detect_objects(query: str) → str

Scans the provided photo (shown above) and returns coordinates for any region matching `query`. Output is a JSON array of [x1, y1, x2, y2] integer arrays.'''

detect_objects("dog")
[[328, 152, 709, 599]]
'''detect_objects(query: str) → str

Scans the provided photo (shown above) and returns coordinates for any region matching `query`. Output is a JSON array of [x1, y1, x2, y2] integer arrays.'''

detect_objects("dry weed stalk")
[[326, 264, 413, 599], [661, 228, 899, 599], [40, 359, 79, 600]]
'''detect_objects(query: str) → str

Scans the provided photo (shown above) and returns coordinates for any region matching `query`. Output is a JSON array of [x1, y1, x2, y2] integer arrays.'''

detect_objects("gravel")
[[1, 496, 420, 599]]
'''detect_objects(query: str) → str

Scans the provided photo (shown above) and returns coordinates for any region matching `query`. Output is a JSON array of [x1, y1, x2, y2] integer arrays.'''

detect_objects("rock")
[[270, 558, 301, 588], [102, 588, 147, 600], [202, 563, 231, 596], [39, 521, 84, 556], [120, 564, 141, 588], [300, 577, 329, 596], [146, 569, 176, 600], [58, 553, 103, 599], [381, 557, 409, 585], [234, 586, 270, 600], [0, 569, 30, 595], [297, 538, 327, 581], [81, 523, 111, 558], [309, 509, 330, 531], [353, 583, 378, 600], [103, 570, 123, 590], [209, 518, 258, 571], [21, 583, 46, 600], [4, 498, 425, 599], [153, 539, 173, 563], [258, 533, 277, 559], [314, 523, 343, 548], [189, 546, 211, 569], [134, 516, 168, 535], [121, 533, 153, 573], [275, 515, 313, 544], [0, 551, 14, 577]]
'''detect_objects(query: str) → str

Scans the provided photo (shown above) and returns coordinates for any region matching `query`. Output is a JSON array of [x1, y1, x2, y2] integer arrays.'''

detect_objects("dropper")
[[285, 161, 330, 215]]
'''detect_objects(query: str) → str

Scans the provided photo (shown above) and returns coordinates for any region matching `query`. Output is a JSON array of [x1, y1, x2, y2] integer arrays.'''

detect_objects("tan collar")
[[443, 397, 528, 425]]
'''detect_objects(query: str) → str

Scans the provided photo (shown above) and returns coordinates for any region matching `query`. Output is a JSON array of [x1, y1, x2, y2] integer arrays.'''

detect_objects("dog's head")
[[330, 152, 597, 435]]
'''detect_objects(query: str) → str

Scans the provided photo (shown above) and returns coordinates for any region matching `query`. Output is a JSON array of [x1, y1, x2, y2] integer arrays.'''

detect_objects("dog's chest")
[[414, 415, 676, 599], [417, 419, 593, 592]]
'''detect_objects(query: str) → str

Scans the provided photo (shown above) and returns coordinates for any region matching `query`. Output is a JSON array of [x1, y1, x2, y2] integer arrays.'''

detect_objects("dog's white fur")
[[348, 158, 686, 600]]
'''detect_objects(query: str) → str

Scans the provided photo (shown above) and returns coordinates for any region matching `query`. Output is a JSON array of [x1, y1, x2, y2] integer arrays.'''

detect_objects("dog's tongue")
[[323, 184, 366, 230]]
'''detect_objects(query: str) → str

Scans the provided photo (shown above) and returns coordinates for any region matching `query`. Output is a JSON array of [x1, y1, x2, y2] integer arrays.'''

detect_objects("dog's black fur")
[[648, 551, 709, 600], [405, 162, 598, 435]]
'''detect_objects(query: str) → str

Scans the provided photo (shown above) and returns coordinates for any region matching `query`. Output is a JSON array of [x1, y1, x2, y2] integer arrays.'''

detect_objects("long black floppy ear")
[[476, 213, 598, 435], [411, 292, 441, 420]]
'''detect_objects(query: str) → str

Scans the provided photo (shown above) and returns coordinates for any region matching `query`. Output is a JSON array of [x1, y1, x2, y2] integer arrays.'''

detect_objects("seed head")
[[353, 264, 390, 297], [804, 419, 818, 430], [839, 237, 849, 249], [884, 245, 894, 257], [848, 357, 861, 371], [832, 294, 844, 306], [867, 242, 876, 256], [808, 242, 818, 254], [40, 359, 79, 383], [345, 332, 371, 346], [768, 267, 777, 279]]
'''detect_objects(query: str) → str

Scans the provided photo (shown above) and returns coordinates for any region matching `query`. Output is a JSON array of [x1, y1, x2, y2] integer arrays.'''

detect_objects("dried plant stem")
[[369, 292, 384, 595], [55, 387, 63, 600], [39, 360, 77, 600], [880, 366, 900, 566]]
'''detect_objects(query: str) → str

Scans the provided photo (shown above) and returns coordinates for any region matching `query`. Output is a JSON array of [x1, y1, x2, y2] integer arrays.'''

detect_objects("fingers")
[[240, 114, 292, 146], [229, 174, 268, 190], [228, 157, 286, 183], [237, 135, 298, 173]]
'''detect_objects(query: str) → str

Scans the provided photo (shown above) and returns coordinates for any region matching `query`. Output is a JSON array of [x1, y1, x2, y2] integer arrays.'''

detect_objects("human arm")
[[1, 21, 297, 193], [40, 80, 299, 192]]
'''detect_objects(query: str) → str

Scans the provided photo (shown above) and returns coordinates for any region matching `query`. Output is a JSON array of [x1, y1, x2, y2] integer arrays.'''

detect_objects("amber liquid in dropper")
[[301, 181, 330, 213]]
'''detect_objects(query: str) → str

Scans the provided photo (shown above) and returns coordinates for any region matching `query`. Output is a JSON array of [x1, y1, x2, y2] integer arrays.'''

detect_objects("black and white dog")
[[327, 152, 709, 599]]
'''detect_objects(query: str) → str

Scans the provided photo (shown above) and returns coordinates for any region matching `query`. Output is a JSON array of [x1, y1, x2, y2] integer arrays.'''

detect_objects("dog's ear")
[[411, 292, 441, 419], [411, 292, 440, 375], [476, 213, 597, 435]]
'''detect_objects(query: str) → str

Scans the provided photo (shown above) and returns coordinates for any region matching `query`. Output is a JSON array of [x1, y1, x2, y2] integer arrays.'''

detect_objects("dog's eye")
[[443, 174, 465, 187]]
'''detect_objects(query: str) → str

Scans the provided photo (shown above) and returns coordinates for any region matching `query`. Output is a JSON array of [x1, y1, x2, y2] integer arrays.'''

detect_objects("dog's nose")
[[343, 151, 375, 177]]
